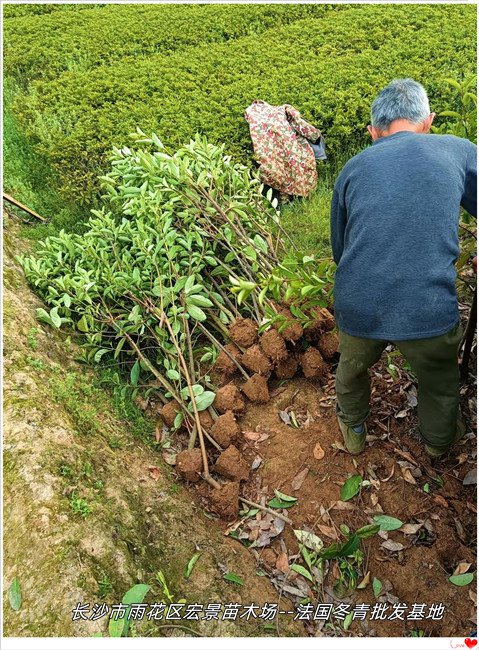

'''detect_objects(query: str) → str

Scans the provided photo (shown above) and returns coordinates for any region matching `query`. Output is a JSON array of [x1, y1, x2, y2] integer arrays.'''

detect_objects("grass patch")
[[3, 79, 88, 241], [281, 180, 332, 257]]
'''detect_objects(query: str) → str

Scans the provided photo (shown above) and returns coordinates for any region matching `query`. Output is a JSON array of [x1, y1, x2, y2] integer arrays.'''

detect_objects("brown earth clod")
[[198, 409, 214, 431], [214, 445, 250, 482], [274, 355, 299, 380], [160, 401, 181, 428], [272, 306, 303, 343], [214, 343, 242, 376], [214, 384, 246, 414], [228, 317, 258, 348], [176, 448, 203, 483], [317, 331, 339, 361], [242, 374, 270, 403], [209, 481, 240, 520], [210, 410, 240, 448], [300, 347, 328, 379], [241, 344, 272, 376], [260, 329, 288, 363]]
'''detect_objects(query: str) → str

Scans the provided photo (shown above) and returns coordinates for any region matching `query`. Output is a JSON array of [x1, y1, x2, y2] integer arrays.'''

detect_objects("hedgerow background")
[[3, 3, 476, 250]]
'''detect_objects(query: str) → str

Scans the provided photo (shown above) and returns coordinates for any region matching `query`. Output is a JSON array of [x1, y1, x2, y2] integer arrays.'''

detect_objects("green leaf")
[[185, 552, 201, 578], [166, 368, 181, 381], [373, 577, 382, 598], [449, 573, 474, 586], [343, 611, 354, 630], [94, 349, 109, 363], [274, 490, 298, 503], [356, 523, 380, 539], [130, 360, 140, 386], [224, 572, 244, 586], [186, 304, 207, 322], [35, 308, 53, 327], [340, 474, 362, 501], [267, 497, 297, 509], [50, 306, 62, 328], [194, 391, 216, 412], [291, 564, 313, 582], [187, 294, 213, 308], [77, 315, 89, 332], [339, 534, 360, 557], [372, 515, 404, 531], [8, 578, 21, 611], [108, 583, 150, 637]]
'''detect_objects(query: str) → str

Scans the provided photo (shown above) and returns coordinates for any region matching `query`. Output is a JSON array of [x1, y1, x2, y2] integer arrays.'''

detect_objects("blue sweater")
[[330, 131, 477, 341]]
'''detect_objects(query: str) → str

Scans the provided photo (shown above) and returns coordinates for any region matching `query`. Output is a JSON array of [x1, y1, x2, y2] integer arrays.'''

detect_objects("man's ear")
[[367, 125, 381, 141], [421, 113, 435, 133]]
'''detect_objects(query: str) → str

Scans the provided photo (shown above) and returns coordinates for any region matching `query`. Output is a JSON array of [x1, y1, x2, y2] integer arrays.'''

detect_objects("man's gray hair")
[[371, 79, 431, 131]]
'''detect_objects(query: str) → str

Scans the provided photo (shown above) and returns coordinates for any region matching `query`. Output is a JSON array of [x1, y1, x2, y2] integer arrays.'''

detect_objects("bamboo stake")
[[3, 192, 47, 222]]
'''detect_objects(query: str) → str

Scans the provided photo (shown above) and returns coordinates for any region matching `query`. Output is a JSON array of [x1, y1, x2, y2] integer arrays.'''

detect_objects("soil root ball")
[[213, 383, 245, 414], [274, 355, 299, 380], [214, 445, 250, 481], [198, 409, 214, 431], [300, 347, 328, 379], [228, 317, 258, 348], [210, 410, 240, 448], [209, 481, 240, 520], [260, 329, 288, 362], [242, 374, 270, 403], [176, 448, 203, 483], [241, 344, 272, 375], [317, 331, 339, 360], [160, 401, 181, 428], [214, 343, 241, 375], [318, 307, 335, 332], [272, 307, 303, 342]]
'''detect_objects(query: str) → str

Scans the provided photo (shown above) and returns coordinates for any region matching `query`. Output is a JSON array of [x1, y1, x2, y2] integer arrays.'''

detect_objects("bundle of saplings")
[[20, 131, 336, 513]]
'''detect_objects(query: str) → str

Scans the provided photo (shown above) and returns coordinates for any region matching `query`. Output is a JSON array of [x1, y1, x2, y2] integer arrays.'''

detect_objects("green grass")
[[3, 80, 88, 241], [281, 181, 332, 257]]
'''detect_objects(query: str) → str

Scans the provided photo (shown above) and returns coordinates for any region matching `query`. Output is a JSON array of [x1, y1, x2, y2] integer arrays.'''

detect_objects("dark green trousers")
[[335, 323, 463, 448]]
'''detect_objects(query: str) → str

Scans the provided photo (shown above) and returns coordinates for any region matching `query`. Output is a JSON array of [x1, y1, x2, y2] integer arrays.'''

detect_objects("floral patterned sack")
[[245, 100, 323, 197]]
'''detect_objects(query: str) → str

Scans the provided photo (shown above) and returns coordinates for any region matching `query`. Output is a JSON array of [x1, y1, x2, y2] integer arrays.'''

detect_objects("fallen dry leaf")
[[243, 431, 261, 441], [276, 552, 290, 573], [393, 447, 419, 466], [380, 465, 395, 482], [400, 523, 423, 535], [401, 467, 416, 485], [292, 467, 309, 491], [357, 571, 371, 589], [162, 452, 177, 466], [313, 443, 325, 460], [332, 500, 356, 511], [148, 466, 161, 481], [381, 540, 404, 553], [318, 524, 339, 540], [433, 494, 448, 509], [453, 562, 472, 576]]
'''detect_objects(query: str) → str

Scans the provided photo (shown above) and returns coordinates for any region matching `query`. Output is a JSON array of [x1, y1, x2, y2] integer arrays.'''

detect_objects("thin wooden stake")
[[3, 193, 47, 222]]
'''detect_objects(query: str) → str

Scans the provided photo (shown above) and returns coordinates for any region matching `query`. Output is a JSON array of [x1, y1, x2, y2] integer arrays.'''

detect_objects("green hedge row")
[[4, 4, 332, 83], [6, 4, 476, 204]]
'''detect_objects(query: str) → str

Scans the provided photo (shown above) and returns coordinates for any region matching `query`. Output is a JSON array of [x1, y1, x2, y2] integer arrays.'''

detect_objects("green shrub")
[[6, 5, 476, 204], [4, 4, 331, 83]]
